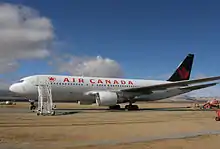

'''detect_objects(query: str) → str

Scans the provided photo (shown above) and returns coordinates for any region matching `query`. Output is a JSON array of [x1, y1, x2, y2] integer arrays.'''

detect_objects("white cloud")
[[0, 3, 124, 88], [0, 3, 54, 72], [51, 55, 124, 78]]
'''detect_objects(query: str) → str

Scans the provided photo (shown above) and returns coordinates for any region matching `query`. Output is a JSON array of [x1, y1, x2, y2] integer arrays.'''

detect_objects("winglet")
[[167, 54, 194, 82]]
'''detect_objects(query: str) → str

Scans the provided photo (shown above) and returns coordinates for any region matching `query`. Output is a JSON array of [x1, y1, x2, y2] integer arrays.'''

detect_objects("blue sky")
[[2, 0, 220, 80]]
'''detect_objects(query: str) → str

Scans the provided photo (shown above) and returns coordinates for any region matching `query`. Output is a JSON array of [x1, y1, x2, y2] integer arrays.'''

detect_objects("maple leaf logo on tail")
[[178, 67, 189, 79], [167, 54, 194, 82], [48, 77, 56, 82]]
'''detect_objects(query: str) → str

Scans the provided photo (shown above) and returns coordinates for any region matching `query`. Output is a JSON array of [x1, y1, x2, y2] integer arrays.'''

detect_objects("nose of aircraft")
[[9, 83, 24, 94]]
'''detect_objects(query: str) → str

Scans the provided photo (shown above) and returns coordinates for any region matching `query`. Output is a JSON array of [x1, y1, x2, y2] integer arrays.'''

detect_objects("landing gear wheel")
[[125, 105, 139, 111], [51, 111, 55, 116], [32, 105, 36, 110], [109, 105, 121, 110], [215, 117, 220, 121]]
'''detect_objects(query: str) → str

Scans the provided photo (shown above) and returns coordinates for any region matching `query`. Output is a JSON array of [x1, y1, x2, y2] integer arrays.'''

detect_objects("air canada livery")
[[9, 54, 220, 110]]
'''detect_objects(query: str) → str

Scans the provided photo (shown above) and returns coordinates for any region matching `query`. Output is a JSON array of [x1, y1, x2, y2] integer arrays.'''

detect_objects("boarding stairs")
[[36, 81, 55, 116]]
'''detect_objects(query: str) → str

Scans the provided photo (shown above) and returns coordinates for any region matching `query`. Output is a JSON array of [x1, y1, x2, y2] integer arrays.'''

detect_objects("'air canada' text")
[[63, 78, 134, 85]]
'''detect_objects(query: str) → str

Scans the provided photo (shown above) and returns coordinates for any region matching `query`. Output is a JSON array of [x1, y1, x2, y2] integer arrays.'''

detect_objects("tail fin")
[[167, 54, 194, 82]]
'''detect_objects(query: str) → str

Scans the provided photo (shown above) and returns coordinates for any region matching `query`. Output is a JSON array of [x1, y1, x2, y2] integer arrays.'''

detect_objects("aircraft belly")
[[23, 85, 91, 102], [51, 86, 88, 102], [24, 91, 88, 102]]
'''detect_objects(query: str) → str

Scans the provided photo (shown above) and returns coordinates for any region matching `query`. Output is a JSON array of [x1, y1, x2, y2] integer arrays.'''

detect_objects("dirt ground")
[[76, 134, 220, 149], [0, 102, 220, 149]]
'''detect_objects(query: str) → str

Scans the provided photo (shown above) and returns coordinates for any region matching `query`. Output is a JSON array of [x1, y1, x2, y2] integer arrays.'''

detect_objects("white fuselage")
[[9, 75, 186, 103]]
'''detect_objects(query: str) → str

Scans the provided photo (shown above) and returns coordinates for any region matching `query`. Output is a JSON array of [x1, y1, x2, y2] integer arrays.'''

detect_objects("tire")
[[125, 105, 139, 111], [51, 111, 55, 116], [109, 105, 121, 110], [133, 105, 139, 110]]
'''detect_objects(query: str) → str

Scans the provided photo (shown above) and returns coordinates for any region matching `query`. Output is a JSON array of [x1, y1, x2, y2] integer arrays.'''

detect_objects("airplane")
[[9, 54, 220, 110]]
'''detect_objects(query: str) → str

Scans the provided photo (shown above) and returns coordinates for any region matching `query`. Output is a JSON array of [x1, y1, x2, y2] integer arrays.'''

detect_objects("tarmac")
[[0, 101, 220, 149]]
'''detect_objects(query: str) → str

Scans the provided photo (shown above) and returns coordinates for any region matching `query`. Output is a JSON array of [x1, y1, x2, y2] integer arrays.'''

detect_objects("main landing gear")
[[125, 103, 139, 111], [108, 103, 139, 111], [109, 105, 121, 110]]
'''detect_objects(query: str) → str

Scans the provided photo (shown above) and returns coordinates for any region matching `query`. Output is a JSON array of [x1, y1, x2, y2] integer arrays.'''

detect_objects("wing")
[[122, 76, 220, 93], [179, 82, 218, 91]]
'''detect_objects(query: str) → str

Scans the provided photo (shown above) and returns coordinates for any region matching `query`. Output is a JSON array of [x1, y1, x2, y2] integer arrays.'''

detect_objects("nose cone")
[[9, 83, 24, 94]]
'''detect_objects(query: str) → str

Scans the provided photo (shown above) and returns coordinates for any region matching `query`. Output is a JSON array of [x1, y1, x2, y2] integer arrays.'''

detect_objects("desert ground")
[[0, 101, 220, 149]]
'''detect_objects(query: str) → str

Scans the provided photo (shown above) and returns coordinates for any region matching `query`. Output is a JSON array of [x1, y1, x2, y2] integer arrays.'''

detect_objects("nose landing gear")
[[29, 100, 36, 111]]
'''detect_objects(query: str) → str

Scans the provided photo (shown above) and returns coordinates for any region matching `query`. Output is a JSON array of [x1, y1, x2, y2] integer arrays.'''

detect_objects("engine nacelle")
[[77, 95, 95, 105], [77, 100, 94, 105], [95, 91, 118, 106]]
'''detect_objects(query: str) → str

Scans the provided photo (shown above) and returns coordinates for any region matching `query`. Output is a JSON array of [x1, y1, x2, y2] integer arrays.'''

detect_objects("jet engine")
[[77, 100, 94, 105], [95, 91, 119, 106], [77, 95, 95, 105]]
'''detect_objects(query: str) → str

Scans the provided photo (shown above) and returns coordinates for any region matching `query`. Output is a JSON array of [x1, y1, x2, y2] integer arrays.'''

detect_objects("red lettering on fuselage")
[[90, 79, 95, 83], [121, 80, 126, 84], [105, 80, 111, 84], [128, 81, 133, 85], [113, 80, 119, 84], [63, 78, 69, 82], [62, 77, 134, 85], [78, 78, 84, 83], [97, 79, 103, 83]]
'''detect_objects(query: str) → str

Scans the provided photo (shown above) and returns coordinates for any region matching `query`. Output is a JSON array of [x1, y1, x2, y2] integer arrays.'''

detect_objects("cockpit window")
[[17, 80, 24, 83]]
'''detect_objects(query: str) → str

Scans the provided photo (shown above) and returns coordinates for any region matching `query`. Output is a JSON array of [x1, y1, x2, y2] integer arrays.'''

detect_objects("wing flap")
[[122, 76, 220, 93]]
